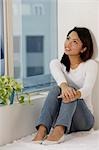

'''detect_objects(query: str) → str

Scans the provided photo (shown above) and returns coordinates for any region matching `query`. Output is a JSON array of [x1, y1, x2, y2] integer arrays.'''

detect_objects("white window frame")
[[3, 0, 14, 76]]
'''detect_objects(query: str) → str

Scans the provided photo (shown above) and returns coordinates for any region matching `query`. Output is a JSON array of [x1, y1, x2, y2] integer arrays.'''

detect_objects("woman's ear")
[[81, 47, 87, 53]]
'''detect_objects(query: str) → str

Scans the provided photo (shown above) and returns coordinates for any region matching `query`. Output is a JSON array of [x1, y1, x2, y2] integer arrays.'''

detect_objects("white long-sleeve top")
[[50, 59, 98, 113]]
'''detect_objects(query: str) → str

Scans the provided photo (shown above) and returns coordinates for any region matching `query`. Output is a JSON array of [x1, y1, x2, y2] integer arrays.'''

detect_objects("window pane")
[[12, 0, 57, 90], [0, 0, 5, 75]]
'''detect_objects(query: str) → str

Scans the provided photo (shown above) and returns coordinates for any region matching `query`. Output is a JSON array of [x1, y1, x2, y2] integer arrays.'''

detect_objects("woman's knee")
[[45, 86, 61, 104], [49, 86, 61, 97]]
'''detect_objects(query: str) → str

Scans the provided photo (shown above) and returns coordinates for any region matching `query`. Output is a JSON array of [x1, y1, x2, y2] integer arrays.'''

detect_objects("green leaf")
[[18, 96, 25, 104]]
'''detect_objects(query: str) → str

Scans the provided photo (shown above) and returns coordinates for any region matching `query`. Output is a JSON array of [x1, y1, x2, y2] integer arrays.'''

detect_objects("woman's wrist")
[[75, 91, 81, 99], [60, 82, 68, 90]]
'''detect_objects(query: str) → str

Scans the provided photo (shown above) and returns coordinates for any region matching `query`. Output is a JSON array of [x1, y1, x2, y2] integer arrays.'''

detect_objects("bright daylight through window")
[[12, 0, 58, 91]]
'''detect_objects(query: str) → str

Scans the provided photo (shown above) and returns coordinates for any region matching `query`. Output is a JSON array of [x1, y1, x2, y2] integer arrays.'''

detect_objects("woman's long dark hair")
[[61, 27, 93, 72]]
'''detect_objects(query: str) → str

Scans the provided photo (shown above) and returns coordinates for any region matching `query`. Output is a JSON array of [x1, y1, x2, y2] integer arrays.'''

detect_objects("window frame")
[[3, 0, 14, 76]]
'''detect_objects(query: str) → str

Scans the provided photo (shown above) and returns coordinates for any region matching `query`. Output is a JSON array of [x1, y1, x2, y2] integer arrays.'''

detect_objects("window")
[[26, 36, 44, 76], [3, 0, 58, 92]]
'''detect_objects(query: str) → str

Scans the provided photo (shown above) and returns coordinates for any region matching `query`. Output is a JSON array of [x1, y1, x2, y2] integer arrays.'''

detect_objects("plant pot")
[[0, 91, 15, 105], [9, 91, 15, 105]]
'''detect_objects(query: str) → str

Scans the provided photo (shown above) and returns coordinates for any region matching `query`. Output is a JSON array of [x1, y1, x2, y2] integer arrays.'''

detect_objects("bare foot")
[[33, 125, 47, 141], [46, 126, 65, 141]]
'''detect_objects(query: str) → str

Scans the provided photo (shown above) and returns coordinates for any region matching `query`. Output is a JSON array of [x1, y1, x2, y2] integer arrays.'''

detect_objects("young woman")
[[33, 27, 98, 145]]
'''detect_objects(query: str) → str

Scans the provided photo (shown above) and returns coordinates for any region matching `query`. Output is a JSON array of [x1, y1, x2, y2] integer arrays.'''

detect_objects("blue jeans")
[[35, 86, 94, 134]]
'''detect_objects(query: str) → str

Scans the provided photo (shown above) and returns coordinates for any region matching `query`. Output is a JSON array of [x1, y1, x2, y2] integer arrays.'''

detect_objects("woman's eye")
[[73, 40, 78, 44]]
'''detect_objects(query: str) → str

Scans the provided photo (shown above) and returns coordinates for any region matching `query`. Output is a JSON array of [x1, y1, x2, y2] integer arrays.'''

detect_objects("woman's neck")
[[69, 56, 82, 68]]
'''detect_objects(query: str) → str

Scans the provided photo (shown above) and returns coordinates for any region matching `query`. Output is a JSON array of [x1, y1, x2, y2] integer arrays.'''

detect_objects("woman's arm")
[[58, 60, 98, 103], [58, 82, 81, 103], [50, 59, 68, 85], [50, 59, 80, 103], [78, 60, 98, 99], [62, 60, 98, 102]]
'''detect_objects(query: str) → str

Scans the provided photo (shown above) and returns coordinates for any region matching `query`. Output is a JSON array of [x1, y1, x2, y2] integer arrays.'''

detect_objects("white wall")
[[58, 0, 99, 129]]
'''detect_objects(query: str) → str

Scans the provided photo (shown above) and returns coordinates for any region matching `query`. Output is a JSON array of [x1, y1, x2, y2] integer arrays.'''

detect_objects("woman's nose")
[[65, 40, 71, 48]]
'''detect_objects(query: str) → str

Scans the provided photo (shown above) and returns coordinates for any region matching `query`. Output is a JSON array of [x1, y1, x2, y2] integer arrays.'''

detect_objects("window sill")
[[0, 92, 47, 146]]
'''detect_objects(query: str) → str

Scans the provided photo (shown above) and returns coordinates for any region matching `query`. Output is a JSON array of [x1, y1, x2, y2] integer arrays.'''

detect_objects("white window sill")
[[0, 91, 48, 146]]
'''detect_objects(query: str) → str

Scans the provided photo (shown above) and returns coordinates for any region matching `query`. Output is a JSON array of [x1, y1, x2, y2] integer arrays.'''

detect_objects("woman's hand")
[[58, 82, 81, 103]]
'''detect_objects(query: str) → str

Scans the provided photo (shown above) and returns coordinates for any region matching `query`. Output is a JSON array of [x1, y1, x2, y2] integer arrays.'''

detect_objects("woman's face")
[[64, 31, 84, 56]]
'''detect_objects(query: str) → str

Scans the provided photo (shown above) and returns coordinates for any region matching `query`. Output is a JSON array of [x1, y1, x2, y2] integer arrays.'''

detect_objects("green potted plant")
[[0, 75, 30, 105]]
